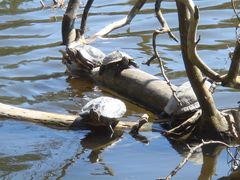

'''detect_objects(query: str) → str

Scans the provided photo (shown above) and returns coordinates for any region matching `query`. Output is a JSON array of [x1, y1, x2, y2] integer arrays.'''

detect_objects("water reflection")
[[47, 130, 124, 179]]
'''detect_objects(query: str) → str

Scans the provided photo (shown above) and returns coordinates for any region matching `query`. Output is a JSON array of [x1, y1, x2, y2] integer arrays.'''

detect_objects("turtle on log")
[[164, 80, 213, 117], [78, 96, 127, 133], [66, 44, 106, 73], [99, 50, 138, 75]]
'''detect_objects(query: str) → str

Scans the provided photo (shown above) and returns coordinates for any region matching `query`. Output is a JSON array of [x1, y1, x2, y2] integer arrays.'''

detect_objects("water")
[[0, 0, 239, 179]]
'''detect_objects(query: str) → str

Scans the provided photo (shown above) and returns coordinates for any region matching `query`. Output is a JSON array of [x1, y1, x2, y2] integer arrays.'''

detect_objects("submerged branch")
[[158, 140, 240, 180], [163, 110, 202, 139]]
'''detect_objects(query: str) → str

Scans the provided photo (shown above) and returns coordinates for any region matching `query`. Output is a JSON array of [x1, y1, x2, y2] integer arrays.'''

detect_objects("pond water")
[[0, 0, 240, 179]]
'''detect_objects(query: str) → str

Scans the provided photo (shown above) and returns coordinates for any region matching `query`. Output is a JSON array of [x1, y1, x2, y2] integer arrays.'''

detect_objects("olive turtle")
[[164, 80, 212, 117], [99, 50, 138, 75], [79, 96, 126, 133], [67, 44, 105, 72]]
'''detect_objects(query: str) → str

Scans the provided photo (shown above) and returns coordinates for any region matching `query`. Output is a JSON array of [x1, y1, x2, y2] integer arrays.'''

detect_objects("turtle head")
[[89, 109, 101, 122]]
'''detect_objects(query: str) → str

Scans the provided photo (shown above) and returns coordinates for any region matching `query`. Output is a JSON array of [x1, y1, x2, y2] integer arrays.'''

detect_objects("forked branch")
[[178, 0, 240, 88], [155, 0, 178, 42]]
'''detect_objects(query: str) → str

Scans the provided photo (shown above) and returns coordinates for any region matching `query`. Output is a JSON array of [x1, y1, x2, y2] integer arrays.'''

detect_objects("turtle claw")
[[107, 124, 115, 138]]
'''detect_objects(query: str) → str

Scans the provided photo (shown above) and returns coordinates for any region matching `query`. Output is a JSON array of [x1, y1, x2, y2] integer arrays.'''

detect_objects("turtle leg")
[[107, 124, 114, 134], [129, 61, 139, 68]]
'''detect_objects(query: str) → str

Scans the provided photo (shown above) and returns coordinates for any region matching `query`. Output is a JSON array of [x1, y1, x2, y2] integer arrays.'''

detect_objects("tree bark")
[[62, 0, 80, 45], [175, 1, 229, 138]]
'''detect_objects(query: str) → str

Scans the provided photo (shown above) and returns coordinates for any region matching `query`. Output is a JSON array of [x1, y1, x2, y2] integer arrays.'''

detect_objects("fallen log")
[[0, 67, 174, 131], [0, 102, 156, 131], [91, 67, 175, 113]]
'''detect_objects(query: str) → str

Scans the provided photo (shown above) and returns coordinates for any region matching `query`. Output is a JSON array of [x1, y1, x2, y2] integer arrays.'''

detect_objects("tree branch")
[[62, 0, 80, 45], [155, 0, 178, 42], [223, 38, 240, 88], [181, 1, 224, 81], [152, 30, 180, 104], [231, 0, 240, 23], [76, 0, 94, 41], [86, 0, 147, 42], [163, 110, 202, 139]]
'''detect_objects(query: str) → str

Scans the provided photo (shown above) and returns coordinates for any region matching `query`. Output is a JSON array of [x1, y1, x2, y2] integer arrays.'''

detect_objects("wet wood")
[[91, 67, 175, 112], [0, 102, 155, 131]]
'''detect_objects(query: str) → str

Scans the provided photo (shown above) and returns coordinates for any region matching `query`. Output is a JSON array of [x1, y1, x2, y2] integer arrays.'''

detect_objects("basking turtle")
[[164, 80, 212, 117], [99, 50, 138, 75], [79, 96, 126, 133], [67, 44, 106, 72]]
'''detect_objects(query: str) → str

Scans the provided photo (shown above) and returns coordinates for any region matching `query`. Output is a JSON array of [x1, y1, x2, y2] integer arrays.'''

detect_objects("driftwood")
[[0, 101, 155, 131]]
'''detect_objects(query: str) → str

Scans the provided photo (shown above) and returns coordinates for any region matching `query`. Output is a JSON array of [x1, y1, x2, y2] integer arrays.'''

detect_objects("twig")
[[142, 55, 157, 66], [152, 29, 181, 104], [163, 110, 202, 139], [231, 0, 240, 23], [144, 0, 178, 66], [157, 140, 240, 180], [40, 0, 45, 7], [221, 110, 239, 139], [227, 147, 240, 171], [53, 0, 64, 8], [40, 0, 64, 8], [155, 0, 178, 42]]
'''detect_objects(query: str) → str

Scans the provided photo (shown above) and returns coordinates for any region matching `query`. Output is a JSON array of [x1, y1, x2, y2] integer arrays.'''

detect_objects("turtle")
[[79, 96, 126, 133], [66, 44, 106, 72], [99, 50, 138, 75], [164, 80, 212, 117]]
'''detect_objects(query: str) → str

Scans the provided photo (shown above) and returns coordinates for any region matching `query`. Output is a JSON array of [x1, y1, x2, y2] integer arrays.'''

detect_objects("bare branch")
[[40, 0, 45, 8], [158, 140, 240, 180], [62, 0, 80, 45], [86, 0, 147, 42], [152, 29, 181, 104], [76, 0, 94, 41], [155, 0, 178, 42], [142, 55, 157, 66], [182, 2, 224, 81], [163, 110, 202, 139]]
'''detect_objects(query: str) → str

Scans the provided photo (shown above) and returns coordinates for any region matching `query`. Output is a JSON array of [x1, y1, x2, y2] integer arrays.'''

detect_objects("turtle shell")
[[81, 96, 126, 120], [78, 45, 105, 64], [67, 45, 105, 71], [102, 50, 133, 66], [164, 81, 211, 116]]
